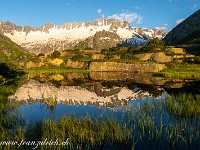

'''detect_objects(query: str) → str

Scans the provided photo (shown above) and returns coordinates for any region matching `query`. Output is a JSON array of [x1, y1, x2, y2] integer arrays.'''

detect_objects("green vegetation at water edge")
[[166, 93, 200, 119], [22, 68, 90, 74], [154, 63, 200, 79]]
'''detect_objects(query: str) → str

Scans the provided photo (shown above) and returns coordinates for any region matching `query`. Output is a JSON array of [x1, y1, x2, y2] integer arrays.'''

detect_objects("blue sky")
[[0, 0, 199, 31]]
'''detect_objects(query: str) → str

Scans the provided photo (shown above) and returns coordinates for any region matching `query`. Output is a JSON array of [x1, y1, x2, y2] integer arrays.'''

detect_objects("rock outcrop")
[[133, 53, 153, 61], [65, 60, 89, 69], [89, 62, 166, 73], [75, 30, 122, 50], [151, 52, 173, 63], [92, 54, 105, 60], [168, 47, 185, 54]]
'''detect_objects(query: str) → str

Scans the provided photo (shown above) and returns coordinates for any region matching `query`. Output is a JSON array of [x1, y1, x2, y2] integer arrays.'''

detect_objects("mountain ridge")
[[0, 18, 167, 54], [164, 9, 200, 45]]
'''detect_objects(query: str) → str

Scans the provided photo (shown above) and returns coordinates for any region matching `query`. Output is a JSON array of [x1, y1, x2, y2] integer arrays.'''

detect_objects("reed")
[[166, 93, 200, 119], [1, 90, 200, 149]]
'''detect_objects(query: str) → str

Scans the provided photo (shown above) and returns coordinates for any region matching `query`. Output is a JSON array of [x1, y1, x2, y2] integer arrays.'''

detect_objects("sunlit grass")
[[154, 63, 200, 79]]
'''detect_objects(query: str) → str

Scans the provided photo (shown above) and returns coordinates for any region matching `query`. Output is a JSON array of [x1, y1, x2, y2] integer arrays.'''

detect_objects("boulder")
[[92, 54, 105, 60], [51, 74, 64, 81], [133, 53, 153, 61], [49, 58, 64, 66], [66, 59, 89, 69], [151, 52, 173, 63], [173, 55, 184, 59], [169, 48, 185, 54]]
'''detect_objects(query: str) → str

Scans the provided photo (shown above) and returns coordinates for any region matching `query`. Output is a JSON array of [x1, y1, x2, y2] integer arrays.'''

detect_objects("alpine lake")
[[1, 70, 200, 150]]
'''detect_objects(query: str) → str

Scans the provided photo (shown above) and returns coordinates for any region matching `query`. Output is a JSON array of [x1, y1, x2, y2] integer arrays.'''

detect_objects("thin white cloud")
[[97, 9, 105, 18], [107, 12, 143, 24], [155, 27, 167, 30], [155, 23, 169, 31], [97, 9, 102, 14], [176, 18, 185, 25], [134, 6, 141, 9], [136, 15, 143, 24]]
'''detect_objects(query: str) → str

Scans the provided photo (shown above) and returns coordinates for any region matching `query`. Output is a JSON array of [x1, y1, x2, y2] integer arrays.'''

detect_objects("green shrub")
[[50, 51, 61, 58], [0, 63, 16, 78]]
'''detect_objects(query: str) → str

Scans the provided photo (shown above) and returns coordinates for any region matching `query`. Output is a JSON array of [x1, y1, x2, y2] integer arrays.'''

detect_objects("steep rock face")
[[164, 9, 200, 45], [0, 19, 166, 54], [89, 62, 166, 73], [75, 30, 122, 50]]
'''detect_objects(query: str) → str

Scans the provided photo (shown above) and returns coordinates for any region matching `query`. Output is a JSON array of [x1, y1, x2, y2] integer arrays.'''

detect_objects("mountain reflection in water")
[[9, 71, 196, 124], [9, 79, 153, 108]]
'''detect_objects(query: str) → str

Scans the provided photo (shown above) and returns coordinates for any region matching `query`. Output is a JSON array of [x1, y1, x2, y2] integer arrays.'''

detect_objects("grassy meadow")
[[154, 63, 200, 80]]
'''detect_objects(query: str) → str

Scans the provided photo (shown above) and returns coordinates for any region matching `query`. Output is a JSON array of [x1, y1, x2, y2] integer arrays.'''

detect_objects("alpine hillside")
[[0, 18, 166, 54], [0, 32, 32, 64], [164, 9, 200, 46]]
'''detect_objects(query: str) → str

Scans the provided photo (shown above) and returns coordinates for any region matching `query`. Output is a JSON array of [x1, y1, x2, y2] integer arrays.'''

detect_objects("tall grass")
[[6, 94, 199, 150], [166, 93, 200, 119]]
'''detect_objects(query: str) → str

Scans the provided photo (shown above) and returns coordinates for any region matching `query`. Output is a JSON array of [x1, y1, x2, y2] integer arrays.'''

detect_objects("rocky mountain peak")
[[0, 18, 166, 54], [75, 30, 122, 50]]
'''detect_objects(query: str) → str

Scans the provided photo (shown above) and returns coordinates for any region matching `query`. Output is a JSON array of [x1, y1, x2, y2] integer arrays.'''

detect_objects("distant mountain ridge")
[[0, 18, 166, 54], [164, 9, 200, 45]]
